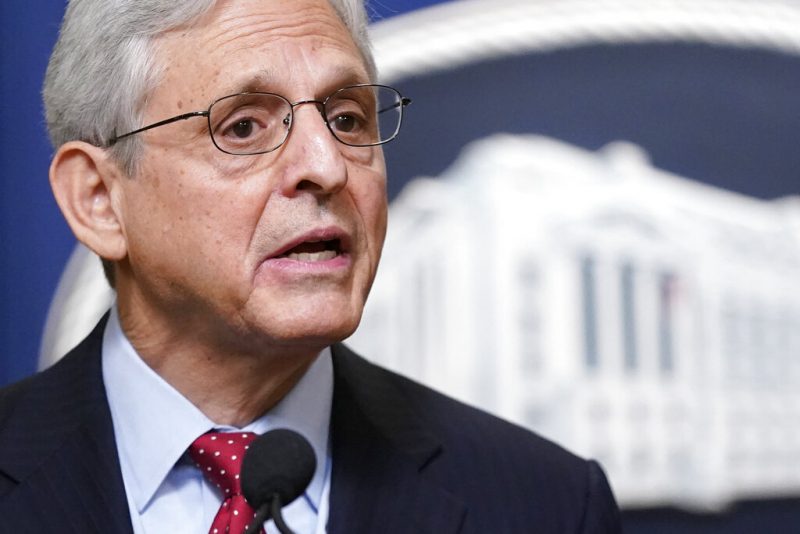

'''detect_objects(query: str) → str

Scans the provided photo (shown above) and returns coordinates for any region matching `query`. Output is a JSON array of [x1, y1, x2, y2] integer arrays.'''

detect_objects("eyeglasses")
[[107, 84, 411, 155]]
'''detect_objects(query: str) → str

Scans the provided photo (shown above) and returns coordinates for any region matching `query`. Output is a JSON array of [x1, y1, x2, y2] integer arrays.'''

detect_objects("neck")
[[115, 301, 322, 428]]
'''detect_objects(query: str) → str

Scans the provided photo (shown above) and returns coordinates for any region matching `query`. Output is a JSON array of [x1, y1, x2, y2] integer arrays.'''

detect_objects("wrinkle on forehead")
[[182, 0, 357, 57], [147, 0, 369, 124]]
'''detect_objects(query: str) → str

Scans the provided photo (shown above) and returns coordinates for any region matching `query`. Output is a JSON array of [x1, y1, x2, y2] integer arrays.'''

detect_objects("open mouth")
[[277, 238, 342, 262]]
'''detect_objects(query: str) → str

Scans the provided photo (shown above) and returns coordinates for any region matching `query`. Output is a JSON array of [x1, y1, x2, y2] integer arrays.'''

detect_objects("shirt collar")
[[102, 306, 333, 514]]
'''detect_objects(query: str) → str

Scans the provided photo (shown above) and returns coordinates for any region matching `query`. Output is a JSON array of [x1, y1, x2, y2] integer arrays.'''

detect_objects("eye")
[[325, 87, 379, 144], [209, 93, 291, 153], [217, 113, 266, 140], [213, 110, 276, 153], [327, 102, 369, 138], [230, 119, 254, 139], [332, 113, 358, 133]]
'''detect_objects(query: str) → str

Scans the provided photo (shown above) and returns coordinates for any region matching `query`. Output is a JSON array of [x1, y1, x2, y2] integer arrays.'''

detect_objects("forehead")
[[153, 0, 368, 104]]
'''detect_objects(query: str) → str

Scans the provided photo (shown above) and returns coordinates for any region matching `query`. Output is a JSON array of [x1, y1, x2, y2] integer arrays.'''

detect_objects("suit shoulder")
[[391, 361, 586, 466], [0, 374, 38, 427], [332, 344, 622, 532], [0, 317, 107, 431], [334, 343, 593, 478]]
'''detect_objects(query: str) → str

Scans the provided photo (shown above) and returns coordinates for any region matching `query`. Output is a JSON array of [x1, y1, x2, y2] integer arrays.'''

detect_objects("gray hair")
[[43, 0, 376, 177]]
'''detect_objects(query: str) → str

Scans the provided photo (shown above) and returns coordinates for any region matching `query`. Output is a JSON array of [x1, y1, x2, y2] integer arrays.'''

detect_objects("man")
[[0, 0, 621, 532]]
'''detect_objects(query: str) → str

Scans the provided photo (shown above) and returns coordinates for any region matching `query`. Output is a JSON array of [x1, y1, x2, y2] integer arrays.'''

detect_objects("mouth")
[[265, 227, 351, 265], [255, 227, 353, 282], [276, 238, 343, 262]]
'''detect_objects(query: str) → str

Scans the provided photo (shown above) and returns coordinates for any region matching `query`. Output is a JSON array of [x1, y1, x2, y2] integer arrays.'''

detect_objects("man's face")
[[115, 0, 387, 352]]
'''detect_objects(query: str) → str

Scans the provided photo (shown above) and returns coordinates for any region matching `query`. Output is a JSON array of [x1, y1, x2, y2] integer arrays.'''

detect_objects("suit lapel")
[[327, 345, 466, 534], [0, 317, 133, 533], [0, 327, 465, 533]]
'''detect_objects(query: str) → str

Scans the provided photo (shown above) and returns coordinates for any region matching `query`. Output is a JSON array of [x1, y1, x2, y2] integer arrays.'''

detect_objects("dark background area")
[[623, 498, 800, 533], [384, 43, 800, 201]]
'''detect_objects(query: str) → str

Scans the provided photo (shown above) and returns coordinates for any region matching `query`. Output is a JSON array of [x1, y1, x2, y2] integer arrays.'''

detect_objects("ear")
[[49, 141, 128, 262]]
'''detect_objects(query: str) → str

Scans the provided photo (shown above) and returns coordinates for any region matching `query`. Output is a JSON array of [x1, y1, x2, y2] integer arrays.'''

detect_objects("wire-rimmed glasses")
[[107, 84, 411, 155]]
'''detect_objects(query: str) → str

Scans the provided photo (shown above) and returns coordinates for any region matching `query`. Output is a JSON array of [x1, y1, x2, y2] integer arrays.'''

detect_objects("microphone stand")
[[243, 494, 295, 534], [271, 496, 295, 534]]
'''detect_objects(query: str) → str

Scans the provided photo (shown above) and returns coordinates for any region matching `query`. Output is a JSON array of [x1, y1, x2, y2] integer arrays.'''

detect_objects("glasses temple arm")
[[107, 110, 209, 146], [377, 97, 412, 115]]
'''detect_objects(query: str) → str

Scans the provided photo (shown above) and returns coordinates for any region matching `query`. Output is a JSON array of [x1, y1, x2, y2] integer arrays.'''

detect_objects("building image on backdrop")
[[347, 134, 800, 510]]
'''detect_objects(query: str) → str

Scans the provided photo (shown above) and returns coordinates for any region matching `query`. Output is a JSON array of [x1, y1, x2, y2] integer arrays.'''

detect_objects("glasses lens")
[[326, 85, 403, 147], [208, 93, 291, 155]]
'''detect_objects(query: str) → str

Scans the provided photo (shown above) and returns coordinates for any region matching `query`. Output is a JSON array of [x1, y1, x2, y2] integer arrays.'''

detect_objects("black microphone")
[[241, 428, 317, 534]]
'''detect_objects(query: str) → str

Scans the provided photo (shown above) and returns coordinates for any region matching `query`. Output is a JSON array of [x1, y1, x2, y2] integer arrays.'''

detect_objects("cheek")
[[123, 162, 257, 268], [356, 175, 388, 253]]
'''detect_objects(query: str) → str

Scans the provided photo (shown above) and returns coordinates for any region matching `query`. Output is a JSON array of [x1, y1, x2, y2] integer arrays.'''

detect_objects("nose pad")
[[290, 100, 325, 119], [283, 100, 333, 145]]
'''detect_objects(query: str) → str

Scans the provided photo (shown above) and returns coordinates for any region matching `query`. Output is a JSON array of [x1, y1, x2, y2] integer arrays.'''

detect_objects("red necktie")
[[189, 431, 266, 534]]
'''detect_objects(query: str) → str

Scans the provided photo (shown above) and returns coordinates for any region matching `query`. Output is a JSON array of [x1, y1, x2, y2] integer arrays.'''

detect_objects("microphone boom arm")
[[242, 493, 295, 534]]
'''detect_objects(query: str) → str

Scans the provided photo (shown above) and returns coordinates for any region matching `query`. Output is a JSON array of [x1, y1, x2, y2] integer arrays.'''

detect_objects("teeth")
[[286, 250, 338, 262]]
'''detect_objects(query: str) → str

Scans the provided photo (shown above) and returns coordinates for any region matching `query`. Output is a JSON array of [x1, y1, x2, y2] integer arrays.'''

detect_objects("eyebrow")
[[216, 65, 371, 99], [215, 69, 275, 96]]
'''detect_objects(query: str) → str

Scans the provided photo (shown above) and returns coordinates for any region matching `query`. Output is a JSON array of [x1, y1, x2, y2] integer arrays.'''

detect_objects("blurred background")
[[2, 0, 799, 532]]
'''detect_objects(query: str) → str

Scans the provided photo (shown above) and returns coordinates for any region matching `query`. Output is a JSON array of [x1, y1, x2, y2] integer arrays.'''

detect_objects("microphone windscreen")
[[241, 428, 317, 509]]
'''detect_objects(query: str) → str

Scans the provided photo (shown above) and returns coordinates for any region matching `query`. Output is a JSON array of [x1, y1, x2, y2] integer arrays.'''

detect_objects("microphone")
[[241, 428, 317, 534]]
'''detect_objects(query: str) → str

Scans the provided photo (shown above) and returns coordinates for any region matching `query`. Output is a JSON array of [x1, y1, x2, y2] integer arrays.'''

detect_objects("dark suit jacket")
[[0, 317, 621, 533]]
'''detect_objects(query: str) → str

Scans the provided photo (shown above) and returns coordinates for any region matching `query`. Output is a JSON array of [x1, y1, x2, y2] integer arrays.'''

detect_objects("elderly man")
[[0, 0, 621, 532]]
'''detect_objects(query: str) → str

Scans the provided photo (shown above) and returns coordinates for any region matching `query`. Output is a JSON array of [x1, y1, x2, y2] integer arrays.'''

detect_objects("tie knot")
[[189, 431, 258, 497]]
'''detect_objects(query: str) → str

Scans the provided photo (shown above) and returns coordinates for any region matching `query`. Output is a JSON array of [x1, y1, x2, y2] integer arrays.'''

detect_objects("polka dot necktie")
[[189, 431, 266, 534]]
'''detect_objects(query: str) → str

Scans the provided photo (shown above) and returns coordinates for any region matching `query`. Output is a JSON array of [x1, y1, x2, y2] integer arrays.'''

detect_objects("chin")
[[240, 286, 367, 347], [255, 304, 362, 347], [262, 322, 358, 354]]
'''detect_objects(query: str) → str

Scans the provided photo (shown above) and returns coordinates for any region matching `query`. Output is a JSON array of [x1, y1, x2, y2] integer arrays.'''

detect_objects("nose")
[[277, 101, 348, 197]]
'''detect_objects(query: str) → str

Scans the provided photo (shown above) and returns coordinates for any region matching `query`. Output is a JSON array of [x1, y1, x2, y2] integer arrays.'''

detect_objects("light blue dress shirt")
[[102, 306, 332, 534]]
